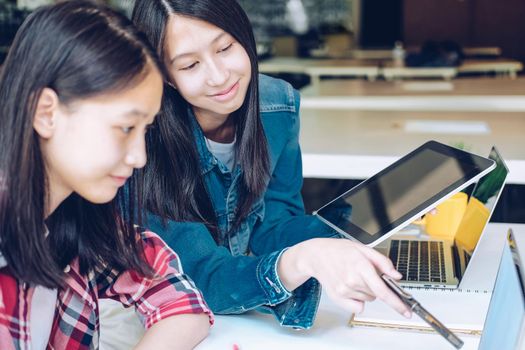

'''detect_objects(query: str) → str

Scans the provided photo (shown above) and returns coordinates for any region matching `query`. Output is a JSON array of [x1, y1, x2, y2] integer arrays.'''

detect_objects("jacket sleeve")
[[146, 216, 322, 329], [97, 230, 213, 329], [145, 218, 291, 311]]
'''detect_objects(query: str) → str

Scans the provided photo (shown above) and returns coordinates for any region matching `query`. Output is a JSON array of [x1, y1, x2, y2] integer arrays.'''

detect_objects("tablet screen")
[[315, 141, 495, 245]]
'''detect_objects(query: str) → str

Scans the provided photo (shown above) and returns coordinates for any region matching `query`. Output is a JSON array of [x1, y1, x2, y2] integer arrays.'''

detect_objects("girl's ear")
[[33, 87, 60, 139]]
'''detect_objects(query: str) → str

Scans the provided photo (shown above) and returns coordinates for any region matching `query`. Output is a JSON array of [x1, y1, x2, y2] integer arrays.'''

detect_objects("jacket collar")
[[63, 258, 97, 308], [189, 108, 216, 175], [189, 108, 240, 176]]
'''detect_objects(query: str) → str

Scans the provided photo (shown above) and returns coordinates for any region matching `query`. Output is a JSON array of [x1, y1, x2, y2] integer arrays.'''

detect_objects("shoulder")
[[136, 227, 184, 272], [257, 75, 301, 168], [258, 74, 300, 135], [258, 74, 299, 113]]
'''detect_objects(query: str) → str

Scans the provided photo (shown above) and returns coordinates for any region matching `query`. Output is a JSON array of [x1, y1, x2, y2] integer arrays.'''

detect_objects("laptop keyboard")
[[389, 240, 447, 283]]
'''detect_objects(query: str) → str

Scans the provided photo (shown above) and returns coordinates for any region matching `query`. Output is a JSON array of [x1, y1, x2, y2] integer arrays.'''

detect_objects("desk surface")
[[197, 223, 524, 350], [259, 57, 523, 81], [299, 109, 525, 184], [381, 59, 523, 79], [259, 57, 381, 78], [459, 58, 524, 74], [300, 77, 525, 97], [299, 78, 525, 112], [344, 47, 502, 60]]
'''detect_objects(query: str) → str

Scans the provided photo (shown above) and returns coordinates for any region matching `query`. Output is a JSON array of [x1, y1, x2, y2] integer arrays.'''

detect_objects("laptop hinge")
[[452, 245, 462, 281]]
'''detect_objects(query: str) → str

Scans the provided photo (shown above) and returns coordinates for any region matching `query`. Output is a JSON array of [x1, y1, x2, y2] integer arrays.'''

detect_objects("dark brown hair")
[[0, 0, 163, 288], [132, 0, 270, 241]]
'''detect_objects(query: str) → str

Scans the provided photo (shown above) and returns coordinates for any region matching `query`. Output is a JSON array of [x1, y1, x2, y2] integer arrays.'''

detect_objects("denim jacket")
[[147, 74, 337, 329]]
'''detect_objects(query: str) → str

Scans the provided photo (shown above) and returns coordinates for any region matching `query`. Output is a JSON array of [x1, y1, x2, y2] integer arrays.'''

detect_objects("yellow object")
[[454, 197, 490, 253], [421, 192, 468, 240]]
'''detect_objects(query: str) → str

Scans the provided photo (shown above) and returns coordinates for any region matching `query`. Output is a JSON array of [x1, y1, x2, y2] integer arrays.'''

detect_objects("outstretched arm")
[[135, 313, 209, 350]]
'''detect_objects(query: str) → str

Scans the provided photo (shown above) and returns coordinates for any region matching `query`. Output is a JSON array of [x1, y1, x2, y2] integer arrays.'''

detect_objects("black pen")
[[382, 274, 464, 349]]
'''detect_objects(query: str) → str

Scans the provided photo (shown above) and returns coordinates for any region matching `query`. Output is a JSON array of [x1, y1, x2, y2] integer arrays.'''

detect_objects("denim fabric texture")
[[147, 74, 337, 329]]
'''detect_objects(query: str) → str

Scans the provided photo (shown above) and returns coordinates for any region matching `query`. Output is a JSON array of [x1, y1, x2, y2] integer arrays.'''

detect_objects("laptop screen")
[[315, 140, 495, 246], [454, 147, 509, 256], [478, 230, 525, 349]]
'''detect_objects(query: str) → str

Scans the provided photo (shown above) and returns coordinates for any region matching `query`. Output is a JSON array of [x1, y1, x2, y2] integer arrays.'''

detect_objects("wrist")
[[277, 240, 316, 292]]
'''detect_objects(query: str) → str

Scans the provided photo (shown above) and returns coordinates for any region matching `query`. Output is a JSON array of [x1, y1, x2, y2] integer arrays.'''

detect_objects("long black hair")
[[132, 0, 270, 241], [0, 0, 164, 288]]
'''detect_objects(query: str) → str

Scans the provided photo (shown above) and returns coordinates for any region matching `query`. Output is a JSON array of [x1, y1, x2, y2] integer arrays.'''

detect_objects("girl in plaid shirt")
[[0, 1, 212, 349]]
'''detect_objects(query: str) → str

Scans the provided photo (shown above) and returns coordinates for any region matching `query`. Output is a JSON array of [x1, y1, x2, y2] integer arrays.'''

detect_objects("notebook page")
[[350, 288, 491, 335]]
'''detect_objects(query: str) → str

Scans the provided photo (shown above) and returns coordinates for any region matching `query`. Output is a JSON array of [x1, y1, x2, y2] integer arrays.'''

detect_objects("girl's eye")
[[121, 126, 134, 134], [180, 61, 198, 71], [218, 43, 233, 53]]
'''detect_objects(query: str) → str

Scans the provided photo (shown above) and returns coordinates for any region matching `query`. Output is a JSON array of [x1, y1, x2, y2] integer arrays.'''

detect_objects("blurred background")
[[1, 0, 524, 223]]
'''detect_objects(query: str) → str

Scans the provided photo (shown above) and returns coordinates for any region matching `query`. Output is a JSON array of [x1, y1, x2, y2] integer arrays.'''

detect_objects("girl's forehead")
[[65, 69, 162, 119], [164, 16, 232, 60], [166, 15, 226, 43]]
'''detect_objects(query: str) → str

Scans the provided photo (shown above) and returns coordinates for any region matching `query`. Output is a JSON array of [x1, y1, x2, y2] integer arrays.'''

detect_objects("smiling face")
[[36, 65, 163, 212], [163, 15, 252, 122]]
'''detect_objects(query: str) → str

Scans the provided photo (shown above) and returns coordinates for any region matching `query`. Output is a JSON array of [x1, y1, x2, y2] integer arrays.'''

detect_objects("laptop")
[[478, 228, 525, 350], [314, 140, 495, 246], [377, 147, 509, 288]]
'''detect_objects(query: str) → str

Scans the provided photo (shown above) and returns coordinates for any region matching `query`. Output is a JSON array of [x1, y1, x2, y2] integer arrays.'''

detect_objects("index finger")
[[361, 264, 412, 317]]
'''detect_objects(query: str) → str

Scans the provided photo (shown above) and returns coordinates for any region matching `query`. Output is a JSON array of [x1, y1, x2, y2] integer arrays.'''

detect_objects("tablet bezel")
[[313, 141, 495, 246]]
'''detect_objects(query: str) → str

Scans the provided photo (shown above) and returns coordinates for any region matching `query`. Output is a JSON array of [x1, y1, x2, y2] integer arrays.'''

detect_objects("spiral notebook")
[[349, 287, 491, 336]]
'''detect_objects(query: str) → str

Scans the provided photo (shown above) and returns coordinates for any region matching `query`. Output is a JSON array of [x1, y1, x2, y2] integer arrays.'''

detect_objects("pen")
[[382, 275, 464, 349], [411, 301, 464, 349]]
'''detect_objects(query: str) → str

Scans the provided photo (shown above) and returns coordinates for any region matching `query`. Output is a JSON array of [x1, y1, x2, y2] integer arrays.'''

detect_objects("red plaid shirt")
[[0, 230, 213, 350]]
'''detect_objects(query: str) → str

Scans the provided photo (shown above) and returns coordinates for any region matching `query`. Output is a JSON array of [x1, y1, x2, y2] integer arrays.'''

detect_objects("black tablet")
[[313, 141, 495, 246]]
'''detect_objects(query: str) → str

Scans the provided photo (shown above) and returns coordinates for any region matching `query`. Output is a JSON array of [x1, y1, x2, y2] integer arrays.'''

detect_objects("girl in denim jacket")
[[128, 0, 411, 331], [0, 2, 212, 349]]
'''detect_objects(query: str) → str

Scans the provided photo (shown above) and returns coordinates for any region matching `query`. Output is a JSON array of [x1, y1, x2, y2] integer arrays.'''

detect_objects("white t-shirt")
[[205, 136, 236, 172], [30, 286, 57, 349]]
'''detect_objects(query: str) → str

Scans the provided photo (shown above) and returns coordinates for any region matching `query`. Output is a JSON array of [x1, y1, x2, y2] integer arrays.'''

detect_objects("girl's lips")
[[110, 176, 129, 186], [215, 82, 237, 95], [210, 81, 239, 102]]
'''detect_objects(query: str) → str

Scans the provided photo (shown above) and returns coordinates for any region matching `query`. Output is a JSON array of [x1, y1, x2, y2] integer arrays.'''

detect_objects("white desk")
[[300, 78, 525, 112], [197, 223, 524, 350], [459, 59, 524, 79], [259, 58, 381, 86], [382, 59, 523, 81], [348, 47, 502, 60], [382, 64, 457, 81], [299, 109, 525, 185], [259, 57, 523, 85], [296, 78, 525, 185]]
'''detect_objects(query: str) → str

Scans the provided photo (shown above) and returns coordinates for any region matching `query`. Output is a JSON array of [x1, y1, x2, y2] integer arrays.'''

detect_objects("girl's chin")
[[80, 191, 118, 204]]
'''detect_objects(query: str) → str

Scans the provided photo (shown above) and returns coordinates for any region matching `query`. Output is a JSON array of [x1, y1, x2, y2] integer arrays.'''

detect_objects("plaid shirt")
[[0, 230, 213, 350]]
